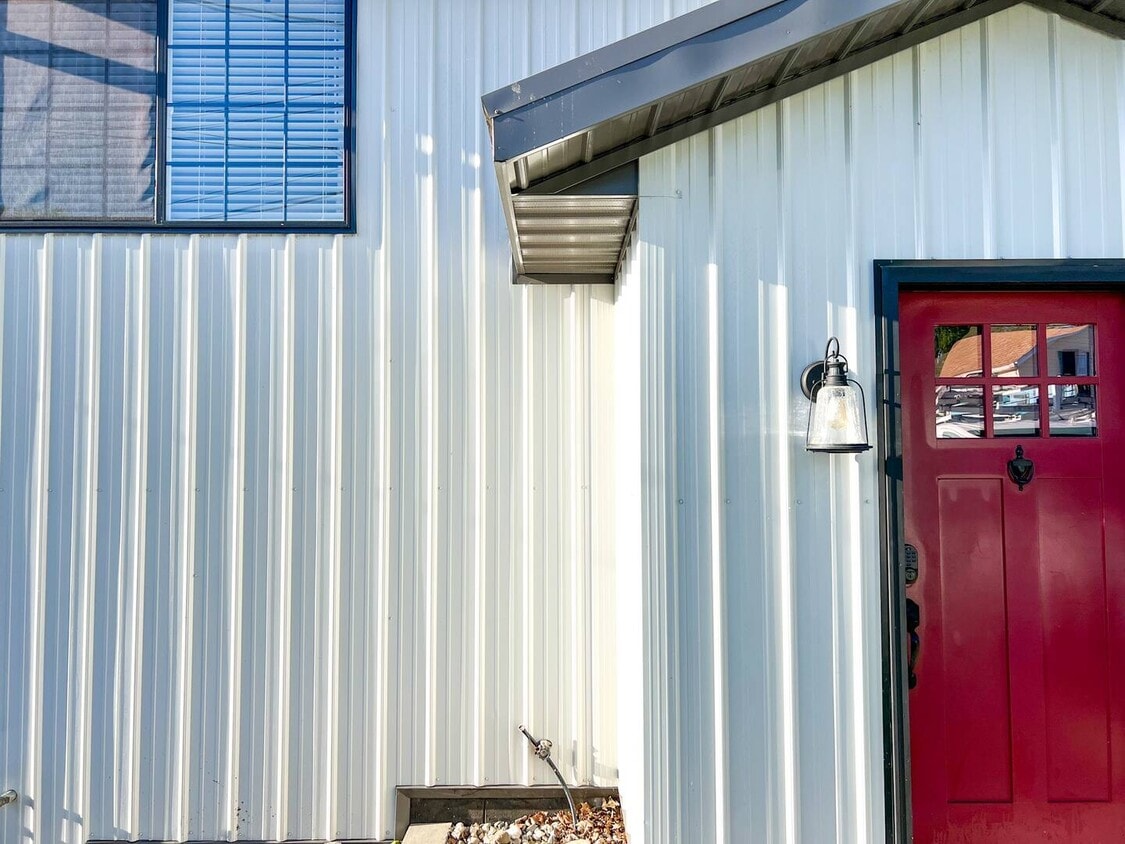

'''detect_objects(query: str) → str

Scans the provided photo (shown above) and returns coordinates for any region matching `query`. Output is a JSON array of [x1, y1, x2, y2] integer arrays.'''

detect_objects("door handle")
[[0, 790, 16, 808], [906, 598, 921, 690]]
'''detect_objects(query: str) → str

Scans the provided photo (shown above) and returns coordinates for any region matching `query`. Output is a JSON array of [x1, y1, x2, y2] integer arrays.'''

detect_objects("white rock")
[[507, 824, 522, 840]]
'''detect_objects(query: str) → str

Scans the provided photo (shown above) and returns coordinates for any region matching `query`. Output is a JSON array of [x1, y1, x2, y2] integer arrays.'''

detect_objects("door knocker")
[[1007, 445, 1034, 491]]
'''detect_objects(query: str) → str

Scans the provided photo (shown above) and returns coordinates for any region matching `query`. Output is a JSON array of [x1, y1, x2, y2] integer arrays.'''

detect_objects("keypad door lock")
[[904, 544, 919, 585]]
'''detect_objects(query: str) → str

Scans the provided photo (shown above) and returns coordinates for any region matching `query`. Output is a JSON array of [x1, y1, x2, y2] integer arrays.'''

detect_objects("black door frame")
[[873, 258, 1125, 843]]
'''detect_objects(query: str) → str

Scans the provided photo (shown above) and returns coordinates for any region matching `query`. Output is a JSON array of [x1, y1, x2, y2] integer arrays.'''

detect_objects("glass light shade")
[[806, 382, 871, 453]]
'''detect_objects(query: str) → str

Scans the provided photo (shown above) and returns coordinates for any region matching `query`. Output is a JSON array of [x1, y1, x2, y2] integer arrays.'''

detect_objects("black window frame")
[[0, 0, 356, 234]]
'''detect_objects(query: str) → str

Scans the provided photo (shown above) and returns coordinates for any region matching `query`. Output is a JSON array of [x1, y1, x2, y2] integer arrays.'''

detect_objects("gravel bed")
[[445, 798, 627, 844]]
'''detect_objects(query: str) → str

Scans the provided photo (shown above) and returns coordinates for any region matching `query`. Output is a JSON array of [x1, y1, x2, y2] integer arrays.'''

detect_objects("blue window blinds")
[[167, 0, 346, 222], [0, 0, 158, 220]]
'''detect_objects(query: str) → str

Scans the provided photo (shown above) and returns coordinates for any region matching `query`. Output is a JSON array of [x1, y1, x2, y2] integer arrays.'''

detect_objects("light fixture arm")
[[801, 336, 850, 400]]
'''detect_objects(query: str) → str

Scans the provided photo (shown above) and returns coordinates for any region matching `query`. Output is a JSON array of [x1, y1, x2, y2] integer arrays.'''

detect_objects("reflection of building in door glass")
[[934, 323, 1099, 439], [1046, 324, 1095, 376], [935, 386, 985, 438], [992, 384, 1040, 437], [937, 324, 1096, 378], [1048, 384, 1097, 437]]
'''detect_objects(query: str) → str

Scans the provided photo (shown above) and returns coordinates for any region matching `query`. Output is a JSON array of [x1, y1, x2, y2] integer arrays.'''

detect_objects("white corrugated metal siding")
[[617, 5, 1125, 843], [0, 2, 714, 842]]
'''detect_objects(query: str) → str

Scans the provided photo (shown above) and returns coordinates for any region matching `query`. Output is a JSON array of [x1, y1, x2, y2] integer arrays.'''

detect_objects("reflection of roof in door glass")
[[939, 325, 1091, 378]]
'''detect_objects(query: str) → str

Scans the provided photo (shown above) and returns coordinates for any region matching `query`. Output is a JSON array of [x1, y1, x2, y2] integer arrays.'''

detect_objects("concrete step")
[[402, 821, 451, 844]]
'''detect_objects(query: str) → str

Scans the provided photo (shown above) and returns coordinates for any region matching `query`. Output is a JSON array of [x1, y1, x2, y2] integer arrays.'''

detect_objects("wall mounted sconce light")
[[800, 337, 872, 454]]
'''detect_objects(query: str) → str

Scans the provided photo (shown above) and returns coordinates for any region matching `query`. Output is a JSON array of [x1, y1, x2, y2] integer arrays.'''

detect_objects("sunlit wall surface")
[[618, 5, 1125, 844], [0, 1, 712, 841]]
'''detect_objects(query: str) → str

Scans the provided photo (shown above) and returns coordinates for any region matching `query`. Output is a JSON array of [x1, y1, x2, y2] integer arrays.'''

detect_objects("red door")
[[900, 290, 1125, 842]]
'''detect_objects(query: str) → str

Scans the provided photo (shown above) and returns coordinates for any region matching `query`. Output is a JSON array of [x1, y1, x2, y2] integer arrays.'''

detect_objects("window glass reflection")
[[936, 386, 984, 438], [1046, 324, 1095, 376], [993, 384, 1040, 437], [1048, 384, 1097, 437], [935, 325, 982, 377], [991, 324, 1038, 377]]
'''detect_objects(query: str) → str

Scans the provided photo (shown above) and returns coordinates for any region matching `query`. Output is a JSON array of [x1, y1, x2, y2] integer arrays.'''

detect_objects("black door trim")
[[873, 258, 1125, 843]]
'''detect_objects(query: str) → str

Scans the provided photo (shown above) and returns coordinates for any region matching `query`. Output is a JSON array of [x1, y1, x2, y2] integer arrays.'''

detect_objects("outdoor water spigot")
[[518, 724, 577, 821], [532, 737, 553, 760]]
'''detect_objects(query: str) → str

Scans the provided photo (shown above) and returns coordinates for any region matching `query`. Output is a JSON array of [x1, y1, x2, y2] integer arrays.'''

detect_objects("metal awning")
[[483, 0, 1125, 283]]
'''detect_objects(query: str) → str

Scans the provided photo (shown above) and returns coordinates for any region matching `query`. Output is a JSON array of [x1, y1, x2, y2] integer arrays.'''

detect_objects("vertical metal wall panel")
[[6, 4, 1120, 844], [623, 6, 1125, 844], [0, 2, 713, 842]]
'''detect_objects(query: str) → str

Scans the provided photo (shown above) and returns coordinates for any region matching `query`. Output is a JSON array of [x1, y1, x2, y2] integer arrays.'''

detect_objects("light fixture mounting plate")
[[800, 361, 826, 400]]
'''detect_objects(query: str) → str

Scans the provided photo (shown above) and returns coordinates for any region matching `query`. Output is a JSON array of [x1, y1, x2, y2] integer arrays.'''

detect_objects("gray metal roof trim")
[[481, 0, 790, 119], [515, 0, 1026, 196], [1033, 0, 1125, 33], [488, 0, 911, 162], [489, 0, 1125, 282], [488, 0, 1125, 169]]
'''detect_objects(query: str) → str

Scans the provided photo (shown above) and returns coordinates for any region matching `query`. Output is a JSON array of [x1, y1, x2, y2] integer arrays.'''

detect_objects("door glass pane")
[[1047, 324, 1095, 376], [991, 324, 1038, 377], [936, 386, 984, 438], [935, 325, 982, 377], [1048, 384, 1097, 437], [993, 384, 1040, 437]]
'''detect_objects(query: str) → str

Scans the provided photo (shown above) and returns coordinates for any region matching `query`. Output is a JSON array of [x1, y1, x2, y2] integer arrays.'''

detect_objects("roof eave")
[[485, 0, 1125, 282]]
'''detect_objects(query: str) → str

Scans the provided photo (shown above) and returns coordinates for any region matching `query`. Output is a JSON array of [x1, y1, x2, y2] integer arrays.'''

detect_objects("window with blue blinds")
[[0, 0, 349, 228], [167, 0, 347, 222]]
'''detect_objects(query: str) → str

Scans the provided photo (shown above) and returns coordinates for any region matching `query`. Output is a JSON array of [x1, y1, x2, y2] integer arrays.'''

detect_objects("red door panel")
[[938, 478, 1011, 804], [1039, 478, 1110, 803], [900, 291, 1125, 842]]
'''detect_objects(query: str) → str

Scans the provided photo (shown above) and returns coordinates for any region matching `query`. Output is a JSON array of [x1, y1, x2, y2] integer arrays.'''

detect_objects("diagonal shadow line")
[[0, 3, 160, 215], [0, 29, 157, 97], [54, 0, 157, 36]]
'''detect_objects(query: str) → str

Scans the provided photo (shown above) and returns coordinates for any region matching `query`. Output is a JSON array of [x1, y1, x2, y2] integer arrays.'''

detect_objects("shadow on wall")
[[0, 1, 157, 220]]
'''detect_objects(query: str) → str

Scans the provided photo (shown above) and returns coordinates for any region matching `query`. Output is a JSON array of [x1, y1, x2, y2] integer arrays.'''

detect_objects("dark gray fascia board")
[[486, 0, 1125, 168], [487, 0, 908, 162], [520, 0, 1018, 195], [481, 0, 788, 118], [1031, 0, 1125, 36]]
